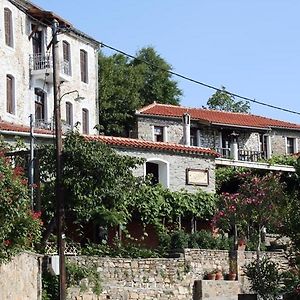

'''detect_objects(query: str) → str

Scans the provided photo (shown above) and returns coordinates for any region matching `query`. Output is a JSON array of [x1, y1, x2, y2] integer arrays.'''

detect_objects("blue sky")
[[33, 0, 300, 124]]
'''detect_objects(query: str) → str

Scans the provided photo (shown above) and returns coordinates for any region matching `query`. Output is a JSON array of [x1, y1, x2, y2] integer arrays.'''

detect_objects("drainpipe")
[[182, 113, 190, 146]]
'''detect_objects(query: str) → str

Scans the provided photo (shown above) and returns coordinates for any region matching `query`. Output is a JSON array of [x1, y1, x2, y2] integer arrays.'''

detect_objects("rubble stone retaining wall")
[[67, 249, 289, 300]]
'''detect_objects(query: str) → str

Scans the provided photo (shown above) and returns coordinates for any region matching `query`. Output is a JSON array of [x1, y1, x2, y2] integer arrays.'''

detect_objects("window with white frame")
[[145, 159, 169, 187], [6, 75, 15, 114], [153, 126, 164, 142], [286, 137, 297, 154], [4, 8, 13, 47]]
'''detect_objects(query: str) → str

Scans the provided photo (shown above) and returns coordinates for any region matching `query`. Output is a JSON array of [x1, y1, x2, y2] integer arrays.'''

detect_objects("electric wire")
[[101, 42, 300, 117]]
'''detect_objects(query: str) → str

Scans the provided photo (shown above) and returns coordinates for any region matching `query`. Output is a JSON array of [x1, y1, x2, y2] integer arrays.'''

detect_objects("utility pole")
[[52, 19, 66, 300], [29, 114, 34, 209]]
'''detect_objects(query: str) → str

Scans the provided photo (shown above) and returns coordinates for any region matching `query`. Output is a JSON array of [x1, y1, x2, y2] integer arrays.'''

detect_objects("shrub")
[[0, 151, 42, 263]]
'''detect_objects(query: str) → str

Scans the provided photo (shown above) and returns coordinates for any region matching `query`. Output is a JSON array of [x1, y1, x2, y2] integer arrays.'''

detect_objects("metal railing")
[[62, 60, 71, 76], [238, 149, 266, 162], [35, 119, 52, 130], [216, 147, 231, 159], [216, 147, 266, 162], [29, 53, 52, 71]]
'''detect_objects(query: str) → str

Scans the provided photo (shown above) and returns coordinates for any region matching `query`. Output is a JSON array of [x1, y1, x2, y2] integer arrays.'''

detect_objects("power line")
[[101, 42, 300, 117]]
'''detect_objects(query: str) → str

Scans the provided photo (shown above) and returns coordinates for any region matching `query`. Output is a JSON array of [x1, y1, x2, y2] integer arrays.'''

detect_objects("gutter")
[[0, 130, 54, 139]]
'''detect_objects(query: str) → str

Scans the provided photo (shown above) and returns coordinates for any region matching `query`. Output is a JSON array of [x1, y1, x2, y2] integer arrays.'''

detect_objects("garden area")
[[1, 132, 300, 298]]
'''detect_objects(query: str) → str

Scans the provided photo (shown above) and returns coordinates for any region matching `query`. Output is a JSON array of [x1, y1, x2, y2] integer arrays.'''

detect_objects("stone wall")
[[66, 249, 289, 300], [116, 148, 216, 193], [194, 280, 240, 300], [0, 252, 42, 300], [136, 116, 300, 157]]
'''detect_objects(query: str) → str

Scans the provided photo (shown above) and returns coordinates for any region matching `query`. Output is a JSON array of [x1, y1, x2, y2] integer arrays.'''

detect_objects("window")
[[62, 41, 71, 75], [66, 102, 73, 126], [32, 26, 42, 54], [286, 137, 296, 154], [34, 88, 46, 122], [6, 75, 15, 114], [82, 108, 89, 134], [4, 8, 13, 47], [154, 126, 164, 142], [146, 162, 159, 185], [145, 159, 169, 187], [80, 49, 88, 83], [190, 128, 198, 146]]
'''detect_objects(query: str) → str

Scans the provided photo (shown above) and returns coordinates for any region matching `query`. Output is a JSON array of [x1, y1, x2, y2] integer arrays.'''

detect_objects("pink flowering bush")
[[214, 171, 287, 250], [0, 150, 42, 263]]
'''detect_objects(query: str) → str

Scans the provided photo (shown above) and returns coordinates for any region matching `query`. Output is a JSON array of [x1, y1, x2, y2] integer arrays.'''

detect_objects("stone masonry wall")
[[116, 148, 216, 193], [66, 249, 289, 300], [0, 252, 42, 300]]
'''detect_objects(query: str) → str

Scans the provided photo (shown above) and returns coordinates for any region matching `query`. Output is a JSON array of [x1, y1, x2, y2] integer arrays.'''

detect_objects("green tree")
[[130, 47, 182, 106], [206, 86, 250, 113], [39, 132, 144, 241], [98, 52, 144, 136], [99, 47, 182, 136]]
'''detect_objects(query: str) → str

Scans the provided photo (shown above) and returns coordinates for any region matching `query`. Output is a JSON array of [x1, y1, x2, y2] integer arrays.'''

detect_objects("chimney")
[[182, 113, 191, 146]]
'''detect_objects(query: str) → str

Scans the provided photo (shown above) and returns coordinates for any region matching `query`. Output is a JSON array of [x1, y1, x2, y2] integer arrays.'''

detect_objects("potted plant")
[[227, 271, 237, 281], [215, 269, 224, 280], [205, 271, 216, 280]]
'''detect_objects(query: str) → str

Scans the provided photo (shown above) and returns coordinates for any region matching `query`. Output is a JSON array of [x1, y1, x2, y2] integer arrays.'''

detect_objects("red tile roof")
[[86, 135, 219, 157], [138, 103, 300, 130], [0, 120, 53, 135]]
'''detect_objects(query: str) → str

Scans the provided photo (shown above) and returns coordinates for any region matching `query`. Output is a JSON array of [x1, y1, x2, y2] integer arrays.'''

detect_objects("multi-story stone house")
[[136, 102, 300, 171], [0, 0, 99, 143]]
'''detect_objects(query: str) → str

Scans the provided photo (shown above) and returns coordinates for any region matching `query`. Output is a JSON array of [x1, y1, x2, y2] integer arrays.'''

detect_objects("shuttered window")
[[62, 41, 71, 75], [4, 8, 13, 47], [66, 102, 73, 126], [82, 109, 89, 134], [6, 75, 15, 114], [80, 49, 88, 83]]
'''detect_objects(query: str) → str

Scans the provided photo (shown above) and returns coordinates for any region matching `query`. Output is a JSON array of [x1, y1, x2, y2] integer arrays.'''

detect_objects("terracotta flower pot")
[[215, 271, 223, 280], [207, 273, 216, 280], [228, 272, 237, 281]]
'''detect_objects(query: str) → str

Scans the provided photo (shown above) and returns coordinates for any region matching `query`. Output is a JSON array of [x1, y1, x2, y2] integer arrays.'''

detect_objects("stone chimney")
[[182, 113, 191, 146]]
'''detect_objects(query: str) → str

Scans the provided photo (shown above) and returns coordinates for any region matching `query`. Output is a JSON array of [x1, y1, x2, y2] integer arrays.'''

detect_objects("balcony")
[[215, 147, 295, 172], [35, 119, 52, 130], [216, 148, 266, 162], [29, 54, 71, 82]]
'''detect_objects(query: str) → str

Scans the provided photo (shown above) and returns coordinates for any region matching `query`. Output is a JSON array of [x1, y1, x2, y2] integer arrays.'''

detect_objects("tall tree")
[[99, 47, 182, 136], [130, 47, 182, 106], [206, 86, 250, 113], [98, 52, 143, 136]]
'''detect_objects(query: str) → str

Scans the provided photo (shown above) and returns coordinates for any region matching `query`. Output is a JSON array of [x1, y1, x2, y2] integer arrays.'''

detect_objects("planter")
[[206, 273, 216, 280], [215, 271, 224, 280], [227, 272, 237, 281]]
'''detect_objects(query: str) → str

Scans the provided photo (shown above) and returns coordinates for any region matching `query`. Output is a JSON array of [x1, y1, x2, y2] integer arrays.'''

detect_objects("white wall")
[[0, 0, 99, 134]]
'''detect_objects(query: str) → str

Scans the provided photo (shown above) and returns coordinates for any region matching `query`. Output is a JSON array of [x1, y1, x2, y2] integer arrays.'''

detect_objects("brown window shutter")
[[6, 76, 14, 114], [4, 8, 12, 47]]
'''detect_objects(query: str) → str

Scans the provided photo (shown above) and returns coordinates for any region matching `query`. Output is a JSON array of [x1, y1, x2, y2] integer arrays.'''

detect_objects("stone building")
[[136, 102, 300, 171], [0, 0, 100, 141], [87, 135, 218, 193]]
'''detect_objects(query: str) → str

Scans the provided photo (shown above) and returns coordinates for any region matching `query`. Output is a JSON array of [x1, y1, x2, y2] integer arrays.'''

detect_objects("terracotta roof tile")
[[138, 103, 300, 130], [86, 135, 219, 157], [0, 120, 53, 135]]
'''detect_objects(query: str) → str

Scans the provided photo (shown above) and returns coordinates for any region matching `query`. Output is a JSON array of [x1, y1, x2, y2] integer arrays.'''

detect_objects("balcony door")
[[32, 28, 43, 55], [35, 88, 47, 126]]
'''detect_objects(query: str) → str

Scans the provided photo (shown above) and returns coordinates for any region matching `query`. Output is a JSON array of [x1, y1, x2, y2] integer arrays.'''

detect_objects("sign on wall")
[[186, 168, 209, 186]]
